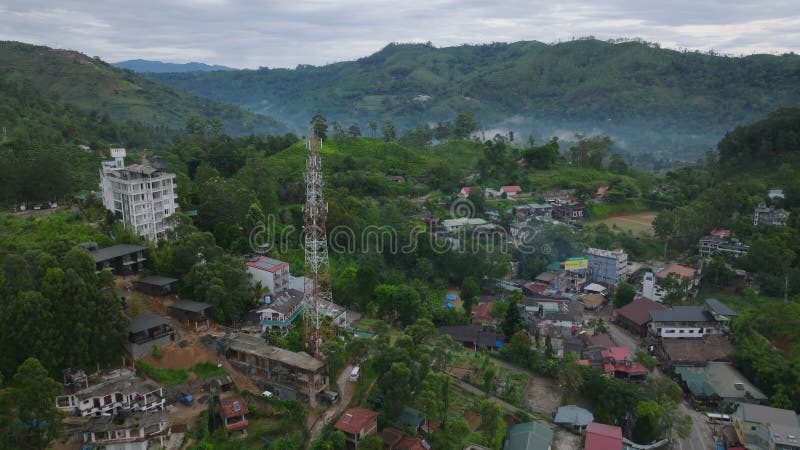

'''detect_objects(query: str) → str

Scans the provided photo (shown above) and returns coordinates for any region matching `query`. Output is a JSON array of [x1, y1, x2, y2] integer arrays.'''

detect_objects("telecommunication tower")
[[302, 134, 331, 357]]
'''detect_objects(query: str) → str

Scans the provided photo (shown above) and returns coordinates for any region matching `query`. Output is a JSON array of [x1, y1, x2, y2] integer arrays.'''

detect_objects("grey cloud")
[[0, 0, 798, 68]]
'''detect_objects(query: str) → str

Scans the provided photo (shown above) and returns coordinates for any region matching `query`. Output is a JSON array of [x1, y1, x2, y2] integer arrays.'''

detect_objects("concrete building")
[[584, 248, 628, 286], [246, 256, 290, 294], [699, 235, 750, 258], [648, 306, 718, 339], [754, 202, 790, 226], [99, 148, 178, 241], [90, 244, 147, 275], [643, 264, 699, 302], [78, 411, 170, 450], [733, 403, 800, 450], [219, 395, 249, 437], [126, 314, 176, 360], [217, 334, 328, 405], [253, 289, 305, 334], [56, 369, 165, 417]]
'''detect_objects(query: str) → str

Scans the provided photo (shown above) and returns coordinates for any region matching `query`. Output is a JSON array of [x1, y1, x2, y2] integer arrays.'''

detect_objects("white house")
[[500, 185, 522, 198], [99, 148, 178, 242], [643, 264, 698, 302], [255, 289, 305, 334], [647, 306, 718, 339], [246, 256, 290, 294], [56, 370, 165, 417], [81, 411, 170, 450]]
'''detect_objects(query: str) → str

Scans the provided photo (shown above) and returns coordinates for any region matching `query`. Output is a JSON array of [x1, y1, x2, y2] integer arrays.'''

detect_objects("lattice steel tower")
[[302, 135, 331, 358]]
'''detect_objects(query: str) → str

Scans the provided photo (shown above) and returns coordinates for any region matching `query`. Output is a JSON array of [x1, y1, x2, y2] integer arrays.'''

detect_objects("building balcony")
[[260, 304, 305, 329]]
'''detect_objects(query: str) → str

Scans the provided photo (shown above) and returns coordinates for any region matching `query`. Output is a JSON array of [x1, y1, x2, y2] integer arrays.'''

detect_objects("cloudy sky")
[[2, 1, 799, 68]]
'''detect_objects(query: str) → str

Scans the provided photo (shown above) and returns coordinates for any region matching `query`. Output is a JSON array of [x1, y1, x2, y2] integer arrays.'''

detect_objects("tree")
[[633, 401, 664, 444], [557, 353, 584, 403], [477, 399, 502, 445], [522, 137, 560, 169], [406, 318, 437, 349], [614, 282, 636, 308], [382, 120, 396, 142], [380, 362, 412, 418], [454, 112, 478, 140], [501, 298, 522, 340], [183, 255, 254, 322], [2, 358, 63, 450], [347, 122, 361, 137], [460, 277, 480, 316], [311, 114, 328, 140], [634, 349, 657, 371], [369, 121, 378, 138], [418, 372, 452, 429]]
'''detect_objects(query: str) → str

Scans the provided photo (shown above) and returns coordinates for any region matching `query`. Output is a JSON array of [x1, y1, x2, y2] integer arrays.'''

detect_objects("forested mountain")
[[112, 59, 236, 73], [150, 39, 800, 160], [0, 41, 287, 135]]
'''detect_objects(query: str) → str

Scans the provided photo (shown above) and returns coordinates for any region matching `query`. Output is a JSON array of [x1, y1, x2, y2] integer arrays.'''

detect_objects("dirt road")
[[307, 364, 356, 442]]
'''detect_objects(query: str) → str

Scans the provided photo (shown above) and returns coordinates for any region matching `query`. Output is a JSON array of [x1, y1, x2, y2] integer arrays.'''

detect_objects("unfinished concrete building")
[[76, 411, 171, 450], [215, 334, 328, 405], [55, 370, 165, 417]]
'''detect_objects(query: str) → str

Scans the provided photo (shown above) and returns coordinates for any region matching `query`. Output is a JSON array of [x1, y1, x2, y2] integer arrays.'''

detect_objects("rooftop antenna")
[[302, 133, 331, 358]]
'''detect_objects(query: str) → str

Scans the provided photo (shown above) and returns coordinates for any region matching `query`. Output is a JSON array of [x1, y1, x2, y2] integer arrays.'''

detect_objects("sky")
[[1, 1, 799, 69]]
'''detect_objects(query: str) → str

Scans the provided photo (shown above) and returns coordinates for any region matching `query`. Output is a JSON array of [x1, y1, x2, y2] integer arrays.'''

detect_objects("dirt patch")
[[523, 374, 562, 414], [553, 428, 581, 450], [146, 339, 220, 371], [464, 409, 480, 431]]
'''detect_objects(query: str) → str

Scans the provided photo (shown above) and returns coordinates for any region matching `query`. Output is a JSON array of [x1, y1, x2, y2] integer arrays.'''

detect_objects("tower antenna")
[[302, 133, 331, 358]]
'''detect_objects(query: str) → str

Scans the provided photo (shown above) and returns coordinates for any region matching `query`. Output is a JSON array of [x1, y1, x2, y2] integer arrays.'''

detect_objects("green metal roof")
[[503, 421, 554, 450]]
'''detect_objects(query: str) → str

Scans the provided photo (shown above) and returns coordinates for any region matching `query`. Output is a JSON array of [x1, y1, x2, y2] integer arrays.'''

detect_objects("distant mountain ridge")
[[113, 59, 237, 73], [149, 39, 800, 160], [0, 41, 286, 136]]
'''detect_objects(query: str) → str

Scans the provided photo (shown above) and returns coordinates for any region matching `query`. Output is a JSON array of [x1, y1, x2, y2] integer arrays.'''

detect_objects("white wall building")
[[584, 247, 628, 286], [246, 256, 290, 294], [99, 148, 178, 242]]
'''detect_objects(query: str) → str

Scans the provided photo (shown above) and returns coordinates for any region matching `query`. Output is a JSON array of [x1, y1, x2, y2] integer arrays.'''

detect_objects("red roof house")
[[600, 347, 648, 380], [219, 395, 249, 435], [656, 264, 697, 281], [709, 229, 731, 238], [459, 187, 473, 197], [596, 186, 608, 199], [500, 185, 522, 197], [334, 407, 379, 445], [585, 422, 622, 450], [612, 298, 667, 336], [470, 302, 495, 325]]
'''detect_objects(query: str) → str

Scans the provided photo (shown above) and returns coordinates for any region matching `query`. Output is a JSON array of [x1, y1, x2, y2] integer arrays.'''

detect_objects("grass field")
[[588, 211, 657, 235]]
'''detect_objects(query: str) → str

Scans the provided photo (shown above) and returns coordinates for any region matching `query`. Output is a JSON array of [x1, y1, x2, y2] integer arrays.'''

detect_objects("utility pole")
[[302, 134, 331, 359]]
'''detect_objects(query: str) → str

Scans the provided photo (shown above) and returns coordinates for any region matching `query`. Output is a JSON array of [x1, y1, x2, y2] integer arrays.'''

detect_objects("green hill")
[[150, 39, 800, 160], [0, 41, 288, 136]]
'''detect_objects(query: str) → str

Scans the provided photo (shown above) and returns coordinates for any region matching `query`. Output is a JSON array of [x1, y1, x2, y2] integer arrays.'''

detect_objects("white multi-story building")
[[99, 148, 178, 241], [584, 247, 628, 286]]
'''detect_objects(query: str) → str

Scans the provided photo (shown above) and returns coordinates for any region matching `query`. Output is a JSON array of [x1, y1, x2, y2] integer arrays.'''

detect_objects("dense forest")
[[0, 41, 288, 136], [150, 39, 800, 160]]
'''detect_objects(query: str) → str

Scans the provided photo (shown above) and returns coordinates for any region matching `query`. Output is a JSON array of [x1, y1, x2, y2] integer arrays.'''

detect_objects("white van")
[[349, 366, 360, 382]]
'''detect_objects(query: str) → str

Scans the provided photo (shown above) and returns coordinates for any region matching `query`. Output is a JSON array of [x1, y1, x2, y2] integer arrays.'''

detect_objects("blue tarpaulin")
[[445, 302, 453, 308], [445, 294, 457, 300]]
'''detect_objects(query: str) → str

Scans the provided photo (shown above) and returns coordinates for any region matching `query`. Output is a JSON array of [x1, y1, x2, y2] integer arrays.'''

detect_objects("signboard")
[[565, 257, 589, 270]]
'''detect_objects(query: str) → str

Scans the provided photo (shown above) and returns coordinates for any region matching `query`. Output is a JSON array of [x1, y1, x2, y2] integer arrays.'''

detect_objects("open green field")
[[587, 210, 657, 236]]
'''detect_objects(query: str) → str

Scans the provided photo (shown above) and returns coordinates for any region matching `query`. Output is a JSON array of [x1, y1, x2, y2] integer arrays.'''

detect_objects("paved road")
[[596, 314, 716, 450], [675, 403, 715, 450]]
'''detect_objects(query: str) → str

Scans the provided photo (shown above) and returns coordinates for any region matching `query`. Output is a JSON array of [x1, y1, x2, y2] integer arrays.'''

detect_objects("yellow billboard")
[[565, 257, 589, 270]]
